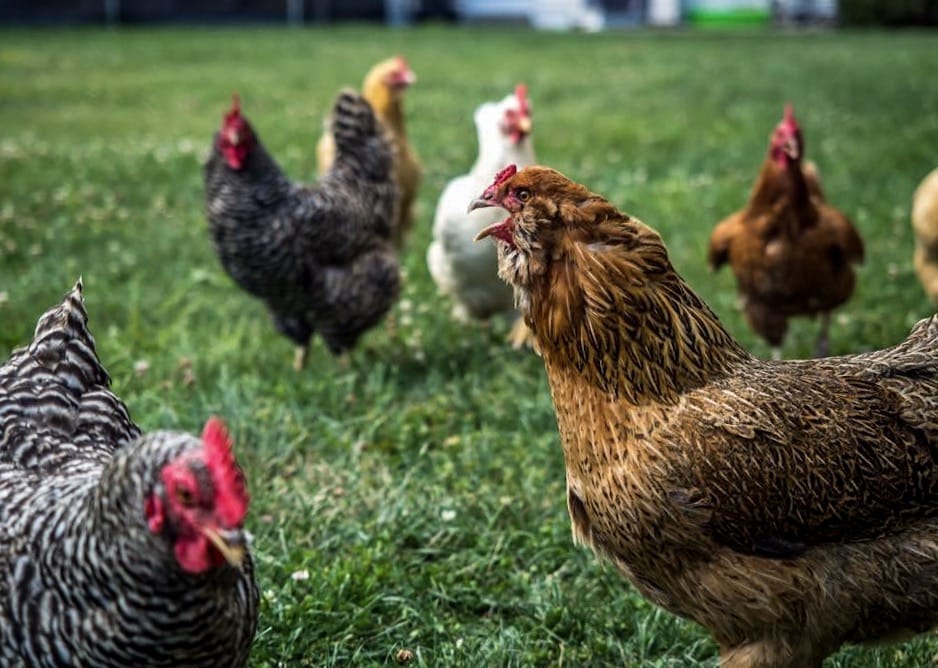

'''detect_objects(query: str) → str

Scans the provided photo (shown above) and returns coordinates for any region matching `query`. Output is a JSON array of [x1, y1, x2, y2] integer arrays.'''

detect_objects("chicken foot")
[[814, 311, 832, 358]]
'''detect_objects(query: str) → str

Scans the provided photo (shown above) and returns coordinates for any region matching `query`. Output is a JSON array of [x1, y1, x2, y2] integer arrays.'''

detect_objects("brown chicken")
[[316, 55, 422, 250], [708, 104, 864, 358], [473, 164, 938, 668], [912, 167, 938, 306]]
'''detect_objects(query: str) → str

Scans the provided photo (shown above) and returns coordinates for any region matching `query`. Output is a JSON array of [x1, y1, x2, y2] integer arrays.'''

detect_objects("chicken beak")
[[467, 196, 494, 215], [474, 221, 501, 241], [203, 526, 247, 569], [517, 116, 532, 134]]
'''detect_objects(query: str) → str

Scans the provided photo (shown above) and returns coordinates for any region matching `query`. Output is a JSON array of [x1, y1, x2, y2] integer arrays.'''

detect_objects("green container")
[[687, 1, 770, 27]]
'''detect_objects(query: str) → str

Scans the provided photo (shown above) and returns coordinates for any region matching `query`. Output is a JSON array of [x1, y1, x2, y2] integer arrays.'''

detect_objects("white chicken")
[[427, 84, 535, 346]]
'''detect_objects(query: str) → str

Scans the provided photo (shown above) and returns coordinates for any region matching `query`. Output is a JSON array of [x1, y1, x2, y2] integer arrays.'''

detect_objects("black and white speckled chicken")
[[204, 90, 400, 370], [0, 281, 258, 667]]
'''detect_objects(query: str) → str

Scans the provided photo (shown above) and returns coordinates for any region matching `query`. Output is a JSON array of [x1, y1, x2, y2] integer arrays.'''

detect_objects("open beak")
[[474, 221, 502, 241], [203, 526, 247, 569], [467, 196, 495, 215]]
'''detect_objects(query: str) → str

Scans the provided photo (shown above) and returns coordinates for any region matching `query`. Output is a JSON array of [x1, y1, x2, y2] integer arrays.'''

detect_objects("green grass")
[[2, 24, 938, 667]]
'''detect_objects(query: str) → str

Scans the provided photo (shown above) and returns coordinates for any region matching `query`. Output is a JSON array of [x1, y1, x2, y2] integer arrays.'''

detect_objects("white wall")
[[455, 0, 605, 29]]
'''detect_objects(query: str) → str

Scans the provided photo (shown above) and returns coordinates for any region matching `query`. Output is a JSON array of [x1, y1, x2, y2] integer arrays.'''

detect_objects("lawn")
[[2, 23, 938, 667]]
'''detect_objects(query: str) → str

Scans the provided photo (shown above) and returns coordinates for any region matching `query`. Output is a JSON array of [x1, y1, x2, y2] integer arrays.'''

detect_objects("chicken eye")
[[176, 486, 196, 507], [516, 189, 531, 202]]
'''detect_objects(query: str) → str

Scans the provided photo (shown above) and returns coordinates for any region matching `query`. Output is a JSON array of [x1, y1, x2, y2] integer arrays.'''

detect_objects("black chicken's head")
[[143, 417, 250, 575], [217, 94, 255, 170]]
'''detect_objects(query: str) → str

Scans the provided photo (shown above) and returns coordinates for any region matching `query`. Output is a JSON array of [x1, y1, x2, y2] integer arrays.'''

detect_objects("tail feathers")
[[863, 314, 938, 377], [0, 280, 139, 467], [906, 314, 938, 347], [330, 89, 380, 150], [24, 279, 111, 390]]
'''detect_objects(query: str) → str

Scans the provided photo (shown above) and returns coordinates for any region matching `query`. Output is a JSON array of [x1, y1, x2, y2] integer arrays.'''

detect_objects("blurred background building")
[[0, 0, 934, 27]]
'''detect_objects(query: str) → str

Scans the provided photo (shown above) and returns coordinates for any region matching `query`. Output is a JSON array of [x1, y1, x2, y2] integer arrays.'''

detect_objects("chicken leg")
[[293, 345, 308, 371], [720, 643, 824, 668], [814, 311, 832, 358], [507, 317, 535, 351]]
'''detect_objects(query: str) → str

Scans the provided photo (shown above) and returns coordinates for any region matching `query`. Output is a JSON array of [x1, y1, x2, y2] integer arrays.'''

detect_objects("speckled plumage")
[[205, 90, 399, 362], [0, 282, 257, 667], [479, 165, 938, 668]]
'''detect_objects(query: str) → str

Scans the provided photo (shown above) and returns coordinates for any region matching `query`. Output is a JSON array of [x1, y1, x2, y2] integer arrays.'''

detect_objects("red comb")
[[202, 417, 248, 526], [781, 102, 800, 131], [515, 84, 530, 115], [224, 93, 241, 123], [492, 164, 518, 189]]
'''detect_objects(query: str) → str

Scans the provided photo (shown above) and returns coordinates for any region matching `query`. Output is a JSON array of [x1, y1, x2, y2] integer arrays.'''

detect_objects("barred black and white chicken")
[[204, 90, 400, 370], [0, 281, 258, 667]]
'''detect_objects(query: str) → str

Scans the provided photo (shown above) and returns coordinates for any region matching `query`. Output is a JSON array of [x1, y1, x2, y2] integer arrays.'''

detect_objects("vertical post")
[[385, 0, 413, 26], [312, 0, 330, 23], [104, 0, 119, 26], [287, 0, 305, 25]]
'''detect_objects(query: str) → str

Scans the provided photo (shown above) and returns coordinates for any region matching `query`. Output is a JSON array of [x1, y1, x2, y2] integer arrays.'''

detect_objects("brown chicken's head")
[[217, 94, 255, 170], [144, 417, 250, 575], [365, 55, 417, 98], [769, 103, 804, 168], [500, 84, 533, 144], [470, 164, 610, 293]]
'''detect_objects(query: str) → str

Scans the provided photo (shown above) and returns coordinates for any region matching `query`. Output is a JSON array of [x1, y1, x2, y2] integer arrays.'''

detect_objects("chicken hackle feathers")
[[708, 104, 863, 359], [474, 165, 938, 668], [0, 281, 258, 667], [427, 84, 535, 345], [205, 90, 400, 369]]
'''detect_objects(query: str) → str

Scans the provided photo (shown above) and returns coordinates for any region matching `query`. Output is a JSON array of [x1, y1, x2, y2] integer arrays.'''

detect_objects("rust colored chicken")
[[708, 104, 864, 358], [473, 163, 938, 668]]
